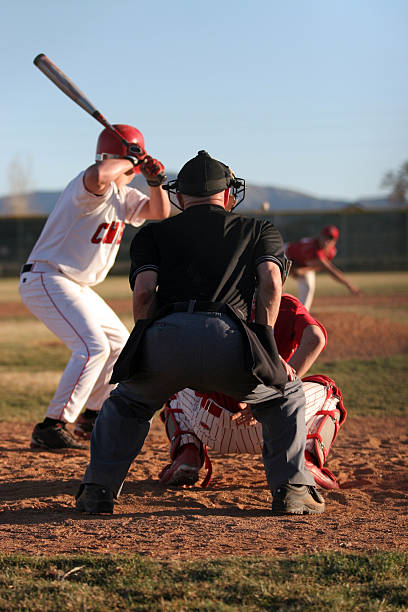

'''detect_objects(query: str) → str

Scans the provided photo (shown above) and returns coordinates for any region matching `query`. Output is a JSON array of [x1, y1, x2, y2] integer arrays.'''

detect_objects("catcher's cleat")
[[75, 484, 114, 515], [74, 410, 99, 440], [30, 422, 87, 450], [159, 443, 203, 486], [272, 484, 325, 515]]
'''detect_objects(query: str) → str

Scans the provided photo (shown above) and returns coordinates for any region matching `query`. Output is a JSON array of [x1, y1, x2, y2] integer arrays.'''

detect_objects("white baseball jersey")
[[27, 171, 149, 286]]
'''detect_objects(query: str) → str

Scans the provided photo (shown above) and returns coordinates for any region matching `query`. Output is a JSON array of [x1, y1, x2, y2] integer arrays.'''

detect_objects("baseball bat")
[[33, 53, 144, 156]]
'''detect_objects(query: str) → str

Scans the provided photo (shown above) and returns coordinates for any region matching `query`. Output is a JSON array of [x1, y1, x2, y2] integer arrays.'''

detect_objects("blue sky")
[[1, 0, 407, 200]]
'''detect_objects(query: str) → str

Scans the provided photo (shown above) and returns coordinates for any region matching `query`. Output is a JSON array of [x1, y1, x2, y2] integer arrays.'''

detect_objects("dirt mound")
[[3, 294, 408, 362], [314, 310, 408, 361]]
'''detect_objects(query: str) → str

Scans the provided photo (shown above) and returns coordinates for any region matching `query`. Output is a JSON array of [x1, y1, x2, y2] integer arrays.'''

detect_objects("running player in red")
[[19, 125, 170, 450], [285, 225, 360, 310], [159, 293, 346, 490]]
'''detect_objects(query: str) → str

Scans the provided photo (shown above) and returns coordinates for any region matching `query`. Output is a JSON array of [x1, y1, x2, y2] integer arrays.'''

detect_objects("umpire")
[[76, 150, 325, 516]]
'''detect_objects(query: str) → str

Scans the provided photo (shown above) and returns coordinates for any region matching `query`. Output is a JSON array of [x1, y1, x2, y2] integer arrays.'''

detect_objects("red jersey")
[[274, 293, 327, 360], [199, 294, 327, 412], [286, 237, 336, 267]]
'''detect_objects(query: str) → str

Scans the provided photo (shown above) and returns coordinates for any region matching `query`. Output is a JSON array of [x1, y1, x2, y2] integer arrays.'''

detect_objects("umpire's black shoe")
[[75, 484, 114, 515], [272, 484, 325, 515], [30, 422, 87, 450]]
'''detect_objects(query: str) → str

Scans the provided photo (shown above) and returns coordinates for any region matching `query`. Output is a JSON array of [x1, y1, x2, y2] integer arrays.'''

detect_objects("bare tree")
[[381, 160, 408, 205], [6, 156, 34, 215]]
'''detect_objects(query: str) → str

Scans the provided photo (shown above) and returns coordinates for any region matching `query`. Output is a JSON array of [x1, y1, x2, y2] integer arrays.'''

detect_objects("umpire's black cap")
[[176, 150, 232, 196], [162, 150, 246, 210]]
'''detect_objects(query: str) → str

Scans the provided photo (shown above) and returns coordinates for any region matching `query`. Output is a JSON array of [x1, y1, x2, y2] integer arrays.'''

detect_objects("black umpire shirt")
[[128, 204, 285, 321], [111, 204, 288, 387]]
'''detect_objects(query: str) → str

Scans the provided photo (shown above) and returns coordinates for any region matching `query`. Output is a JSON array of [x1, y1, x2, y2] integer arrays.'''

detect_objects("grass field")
[[1, 271, 404, 303], [1, 552, 407, 611], [1, 272, 407, 422], [1, 271, 407, 609]]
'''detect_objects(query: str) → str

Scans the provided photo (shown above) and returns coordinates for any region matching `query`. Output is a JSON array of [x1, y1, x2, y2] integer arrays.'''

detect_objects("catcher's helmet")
[[163, 150, 245, 210], [95, 124, 145, 174]]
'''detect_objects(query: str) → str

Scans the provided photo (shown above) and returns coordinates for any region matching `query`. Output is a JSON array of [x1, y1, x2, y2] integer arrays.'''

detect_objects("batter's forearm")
[[143, 186, 171, 220], [84, 159, 134, 195]]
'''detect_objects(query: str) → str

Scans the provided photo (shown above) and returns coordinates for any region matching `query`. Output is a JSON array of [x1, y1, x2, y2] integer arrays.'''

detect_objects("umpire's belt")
[[111, 300, 287, 391], [170, 300, 229, 314]]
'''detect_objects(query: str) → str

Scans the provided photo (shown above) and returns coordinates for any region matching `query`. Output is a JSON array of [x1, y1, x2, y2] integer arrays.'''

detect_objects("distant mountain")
[[0, 174, 392, 216], [240, 185, 391, 212]]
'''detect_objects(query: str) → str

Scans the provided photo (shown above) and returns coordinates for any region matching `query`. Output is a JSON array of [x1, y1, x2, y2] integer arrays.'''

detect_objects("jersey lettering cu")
[[27, 172, 149, 286]]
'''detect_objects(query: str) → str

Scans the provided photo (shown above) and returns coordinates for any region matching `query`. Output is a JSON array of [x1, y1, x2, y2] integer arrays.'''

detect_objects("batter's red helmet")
[[95, 124, 145, 174]]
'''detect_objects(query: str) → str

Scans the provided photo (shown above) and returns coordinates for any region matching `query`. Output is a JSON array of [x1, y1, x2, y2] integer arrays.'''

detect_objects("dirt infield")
[[0, 293, 407, 559], [0, 416, 407, 559]]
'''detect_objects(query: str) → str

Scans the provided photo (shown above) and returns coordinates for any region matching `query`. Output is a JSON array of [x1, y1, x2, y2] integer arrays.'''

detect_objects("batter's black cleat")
[[74, 410, 99, 440], [272, 484, 325, 515], [75, 484, 114, 515], [30, 422, 87, 450]]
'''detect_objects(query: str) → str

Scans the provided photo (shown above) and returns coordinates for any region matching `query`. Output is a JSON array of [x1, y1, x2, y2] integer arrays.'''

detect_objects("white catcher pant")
[[19, 268, 129, 423], [169, 381, 332, 454]]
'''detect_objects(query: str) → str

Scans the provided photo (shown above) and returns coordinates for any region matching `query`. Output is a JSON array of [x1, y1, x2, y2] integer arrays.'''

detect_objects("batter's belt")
[[20, 262, 62, 275]]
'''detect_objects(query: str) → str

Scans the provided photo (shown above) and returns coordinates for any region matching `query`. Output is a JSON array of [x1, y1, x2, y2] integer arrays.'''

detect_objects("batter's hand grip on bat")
[[127, 143, 145, 158], [126, 143, 168, 185], [138, 156, 167, 186]]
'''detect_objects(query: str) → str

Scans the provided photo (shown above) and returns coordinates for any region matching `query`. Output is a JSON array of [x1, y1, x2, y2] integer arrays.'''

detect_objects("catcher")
[[159, 293, 347, 489]]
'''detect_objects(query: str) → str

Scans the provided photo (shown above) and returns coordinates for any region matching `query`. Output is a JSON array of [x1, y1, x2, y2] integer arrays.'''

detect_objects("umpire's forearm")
[[132, 270, 159, 322], [133, 290, 157, 322], [255, 262, 282, 327]]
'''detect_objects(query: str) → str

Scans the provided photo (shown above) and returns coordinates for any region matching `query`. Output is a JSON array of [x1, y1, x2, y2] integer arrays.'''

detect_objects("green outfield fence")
[[1, 208, 407, 277]]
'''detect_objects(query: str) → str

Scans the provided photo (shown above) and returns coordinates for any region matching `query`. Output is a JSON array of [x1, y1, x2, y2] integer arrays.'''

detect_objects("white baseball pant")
[[19, 266, 129, 423], [297, 270, 316, 311], [168, 381, 331, 454]]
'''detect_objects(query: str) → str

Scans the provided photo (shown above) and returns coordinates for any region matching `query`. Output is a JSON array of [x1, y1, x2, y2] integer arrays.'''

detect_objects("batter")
[[19, 124, 170, 450]]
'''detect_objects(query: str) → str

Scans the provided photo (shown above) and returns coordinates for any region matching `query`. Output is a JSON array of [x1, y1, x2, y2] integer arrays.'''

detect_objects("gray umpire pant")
[[83, 312, 315, 496]]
